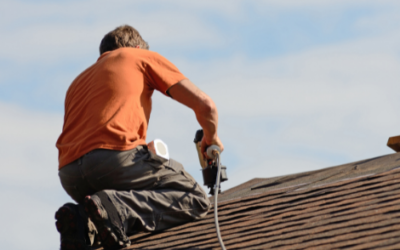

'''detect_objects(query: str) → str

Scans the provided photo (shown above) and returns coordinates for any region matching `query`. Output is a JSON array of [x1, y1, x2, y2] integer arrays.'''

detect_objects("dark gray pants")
[[58, 146, 210, 235]]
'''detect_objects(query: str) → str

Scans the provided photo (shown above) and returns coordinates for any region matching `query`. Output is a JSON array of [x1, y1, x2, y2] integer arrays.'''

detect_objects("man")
[[55, 25, 224, 250]]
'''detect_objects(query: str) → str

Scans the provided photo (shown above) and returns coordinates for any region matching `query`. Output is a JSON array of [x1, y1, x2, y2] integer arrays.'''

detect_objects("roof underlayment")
[[104, 152, 400, 249]]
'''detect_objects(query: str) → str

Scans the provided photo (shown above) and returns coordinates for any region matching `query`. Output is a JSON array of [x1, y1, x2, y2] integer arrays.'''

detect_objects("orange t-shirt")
[[56, 48, 186, 169]]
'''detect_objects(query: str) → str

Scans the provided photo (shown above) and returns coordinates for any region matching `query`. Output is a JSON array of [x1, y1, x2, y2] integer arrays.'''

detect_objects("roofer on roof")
[[54, 25, 223, 250]]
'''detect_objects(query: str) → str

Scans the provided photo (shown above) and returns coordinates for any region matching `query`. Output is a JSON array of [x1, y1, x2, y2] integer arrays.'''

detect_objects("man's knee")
[[191, 194, 211, 219]]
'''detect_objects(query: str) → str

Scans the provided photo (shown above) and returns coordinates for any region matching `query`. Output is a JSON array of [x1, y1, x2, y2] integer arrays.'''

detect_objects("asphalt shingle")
[[103, 152, 400, 249]]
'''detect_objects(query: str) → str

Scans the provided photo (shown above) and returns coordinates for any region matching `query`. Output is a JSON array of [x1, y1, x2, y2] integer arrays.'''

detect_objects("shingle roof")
[[121, 152, 400, 249]]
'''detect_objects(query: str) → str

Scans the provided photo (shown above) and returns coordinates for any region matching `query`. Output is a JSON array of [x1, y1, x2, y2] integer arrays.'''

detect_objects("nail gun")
[[193, 129, 228, 195]]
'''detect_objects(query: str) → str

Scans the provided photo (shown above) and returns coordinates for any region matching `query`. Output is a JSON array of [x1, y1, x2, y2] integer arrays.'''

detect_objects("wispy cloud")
[[150, 28, 400, 188], [0, 102, 62, 186], [0, 102, 66, 249], [0, 0, 225, 63]]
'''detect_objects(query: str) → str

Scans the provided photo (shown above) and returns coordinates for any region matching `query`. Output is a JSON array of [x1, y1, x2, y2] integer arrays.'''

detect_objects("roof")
[[121, 152, 400, 249]]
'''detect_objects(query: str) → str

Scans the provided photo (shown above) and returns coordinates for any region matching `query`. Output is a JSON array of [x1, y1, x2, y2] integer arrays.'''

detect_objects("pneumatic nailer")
[[193, 129, 228, 195]]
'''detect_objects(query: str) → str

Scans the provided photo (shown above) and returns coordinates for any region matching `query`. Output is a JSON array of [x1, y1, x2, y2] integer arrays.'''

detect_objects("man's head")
[[99, 25, 149, 55]]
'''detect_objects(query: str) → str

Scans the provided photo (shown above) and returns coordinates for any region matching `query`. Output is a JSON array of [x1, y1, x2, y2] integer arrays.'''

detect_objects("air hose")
[[212, 151, 227, 250]]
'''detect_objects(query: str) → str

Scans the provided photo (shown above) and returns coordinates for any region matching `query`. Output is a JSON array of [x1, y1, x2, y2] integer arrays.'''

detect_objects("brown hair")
[[99, 25, 149, 54]]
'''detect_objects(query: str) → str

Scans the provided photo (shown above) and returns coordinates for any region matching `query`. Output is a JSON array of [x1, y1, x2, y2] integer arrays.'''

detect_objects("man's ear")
[[135, 45, 140, 48]]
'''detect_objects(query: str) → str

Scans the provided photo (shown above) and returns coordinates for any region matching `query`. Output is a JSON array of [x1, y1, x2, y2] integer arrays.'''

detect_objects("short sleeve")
[[145, 52, 186, 95]]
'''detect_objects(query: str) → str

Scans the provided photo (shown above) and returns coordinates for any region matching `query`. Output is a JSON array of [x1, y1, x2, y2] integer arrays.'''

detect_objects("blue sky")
[[1, 1, 400, 249]]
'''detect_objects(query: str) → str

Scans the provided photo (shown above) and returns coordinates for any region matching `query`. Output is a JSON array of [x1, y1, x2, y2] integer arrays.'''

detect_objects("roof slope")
[[122, 152, 400, 249]]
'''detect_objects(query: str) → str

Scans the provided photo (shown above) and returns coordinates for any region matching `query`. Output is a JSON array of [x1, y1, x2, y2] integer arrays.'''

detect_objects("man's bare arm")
[[167, 79, 224, 157]]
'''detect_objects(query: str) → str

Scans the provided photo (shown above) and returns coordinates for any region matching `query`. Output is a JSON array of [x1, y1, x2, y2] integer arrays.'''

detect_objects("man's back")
[[55, 25, 222, 250], [56, 48, 185, 168]]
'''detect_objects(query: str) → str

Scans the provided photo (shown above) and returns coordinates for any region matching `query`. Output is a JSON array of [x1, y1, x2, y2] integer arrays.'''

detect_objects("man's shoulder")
[[110, 48, 173, 69], [113, 47, 160, 59]]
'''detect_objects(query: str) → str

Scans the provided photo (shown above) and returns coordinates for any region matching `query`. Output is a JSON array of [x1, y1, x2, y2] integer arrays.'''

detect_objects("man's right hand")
[[201, 135, 224, 160]]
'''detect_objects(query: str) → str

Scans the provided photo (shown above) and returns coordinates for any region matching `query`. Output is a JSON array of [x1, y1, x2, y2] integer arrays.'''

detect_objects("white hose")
[[213, 152, 227, 250]]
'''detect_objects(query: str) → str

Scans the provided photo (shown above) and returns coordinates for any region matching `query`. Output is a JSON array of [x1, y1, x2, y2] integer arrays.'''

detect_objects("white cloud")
[[157, 28, 400, 189], [0, 0, 224, 63], [0, 102, 69, 249], [0, 102, 62, 186], [6, 0, 397, 64], [0, 188, 60, 250]]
